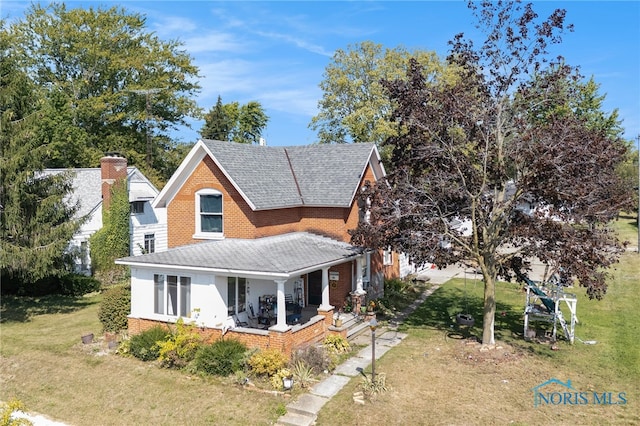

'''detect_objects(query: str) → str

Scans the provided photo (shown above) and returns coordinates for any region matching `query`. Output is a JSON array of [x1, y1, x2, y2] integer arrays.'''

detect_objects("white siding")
[[129, 269, 302, 329], [130, 206, 167, 255], [130, 268, 228, 328], [399, 252, 420, 278]]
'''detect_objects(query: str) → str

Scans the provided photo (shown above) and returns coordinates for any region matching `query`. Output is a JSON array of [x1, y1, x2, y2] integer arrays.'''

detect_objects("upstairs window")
[[195, 189, 223, 238], [144, 233, 155, 254], [131, 201, 145, 214]]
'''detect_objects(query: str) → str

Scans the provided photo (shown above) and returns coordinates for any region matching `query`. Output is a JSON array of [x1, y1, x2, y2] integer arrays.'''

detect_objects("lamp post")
[[369, 318, 378, 381]]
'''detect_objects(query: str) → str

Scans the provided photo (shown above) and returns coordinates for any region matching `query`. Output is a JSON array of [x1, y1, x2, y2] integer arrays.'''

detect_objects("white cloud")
[[185, 32, 246, 53], [255, 31, 333, 57], [259, 88, 320, 117], [152, 16, 197, 34]]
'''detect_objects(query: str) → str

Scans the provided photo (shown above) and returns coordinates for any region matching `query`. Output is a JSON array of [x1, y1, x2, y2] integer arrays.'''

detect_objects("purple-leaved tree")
[[350, 1, 633, 346]]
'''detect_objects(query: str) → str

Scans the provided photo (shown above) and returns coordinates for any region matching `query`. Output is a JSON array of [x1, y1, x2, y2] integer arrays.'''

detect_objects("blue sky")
[[5, 1, 640, 147]]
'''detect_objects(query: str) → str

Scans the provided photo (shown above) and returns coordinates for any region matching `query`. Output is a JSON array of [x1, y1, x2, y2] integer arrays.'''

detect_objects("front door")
[[307, 270, 322, 305]]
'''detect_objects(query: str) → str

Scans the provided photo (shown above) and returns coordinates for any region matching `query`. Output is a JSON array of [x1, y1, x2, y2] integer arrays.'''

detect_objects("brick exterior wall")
[[167, 155, 376, 246], [140, 151, 398, 357], [128, 314, 328, 358], [100, 154, 128, 212], [328, 262, 354, 308]]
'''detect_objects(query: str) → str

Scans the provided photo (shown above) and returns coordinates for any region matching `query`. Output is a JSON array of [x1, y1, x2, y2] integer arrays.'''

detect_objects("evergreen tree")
[[201, 96, 268, 144], [201, 96, 235, 141], [1, 25, 82, 285]]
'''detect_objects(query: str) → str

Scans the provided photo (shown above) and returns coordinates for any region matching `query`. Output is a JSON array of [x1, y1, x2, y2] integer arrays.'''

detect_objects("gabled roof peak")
[[154, 139, 384, 211]]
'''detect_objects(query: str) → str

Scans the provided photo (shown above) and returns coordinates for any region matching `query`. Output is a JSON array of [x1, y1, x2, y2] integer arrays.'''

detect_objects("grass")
[[316, 252, 640, 425], [610, 211, 639, 247], [1, 217, 637, 424], [0, 293, 288, 425]]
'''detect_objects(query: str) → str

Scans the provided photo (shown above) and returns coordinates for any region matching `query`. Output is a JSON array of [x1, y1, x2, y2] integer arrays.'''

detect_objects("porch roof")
[[116, 232, 363, 278]]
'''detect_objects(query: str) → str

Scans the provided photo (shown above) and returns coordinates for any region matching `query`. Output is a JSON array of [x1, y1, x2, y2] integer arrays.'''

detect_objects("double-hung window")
[[195, 189, 223, 238], [154, 274, 191, 317]]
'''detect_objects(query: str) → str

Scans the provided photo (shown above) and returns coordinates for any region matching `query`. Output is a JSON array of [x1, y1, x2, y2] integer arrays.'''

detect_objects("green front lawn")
[[317, 251, 640, 425]]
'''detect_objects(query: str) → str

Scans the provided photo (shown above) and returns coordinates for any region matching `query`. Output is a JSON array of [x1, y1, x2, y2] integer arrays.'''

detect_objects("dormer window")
[[131, 201, 145, 214], [195, 189, 223, 239]]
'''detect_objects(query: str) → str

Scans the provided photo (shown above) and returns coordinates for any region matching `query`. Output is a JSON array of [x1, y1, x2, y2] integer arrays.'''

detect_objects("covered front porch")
[[119, 232, 373, 356]]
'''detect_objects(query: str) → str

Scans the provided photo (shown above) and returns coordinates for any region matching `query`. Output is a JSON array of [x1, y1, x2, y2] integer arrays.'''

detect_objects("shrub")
[[156, 319, 202, 369], [385, 278, 409, 294], [194, 338, 248, 376], [0, 399, 31, 426], [98, 285, 131, 332], [129, 326, 169, 361], [270, 368, 292, 390], [248, 348, 287, 377], [0, 273, 100, 297], [323, 334, 350, 355], [361, 373, 389, 400], [290, 359, 315, 388], [291, 345, 330, 374], [59, 274, 101, 296]]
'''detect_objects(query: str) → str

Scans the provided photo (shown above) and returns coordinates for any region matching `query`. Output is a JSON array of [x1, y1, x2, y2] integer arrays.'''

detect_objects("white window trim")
[[383, 248, 393, 266], [144, 233, 155, 254], [363, 252, 371, 288], [153, 273, 192, 319], [193, 188, 224, 239], [227, 277, 247, 316]]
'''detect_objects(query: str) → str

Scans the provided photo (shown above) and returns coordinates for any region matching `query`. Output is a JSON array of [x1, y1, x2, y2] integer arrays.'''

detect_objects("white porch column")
[[318, 267, 333, 311], [272, 279, 289, 331], [354, 255, 366, 295]]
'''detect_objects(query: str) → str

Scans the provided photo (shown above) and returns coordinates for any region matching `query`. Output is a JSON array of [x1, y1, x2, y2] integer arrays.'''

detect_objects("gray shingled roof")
[[41, 167, 156, 219], [202, 139, 376, 210], [117, 232, 363, 276], [41, 168, 103, 218]]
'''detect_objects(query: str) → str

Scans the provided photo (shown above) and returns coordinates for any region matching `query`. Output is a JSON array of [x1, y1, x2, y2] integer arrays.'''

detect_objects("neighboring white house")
[[42, 154, 166, 274]]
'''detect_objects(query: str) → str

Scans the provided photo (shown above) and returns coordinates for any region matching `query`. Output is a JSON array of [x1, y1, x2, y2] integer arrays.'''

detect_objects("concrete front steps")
[[276, 393, 323, 425], [331, 312, 374, 340]]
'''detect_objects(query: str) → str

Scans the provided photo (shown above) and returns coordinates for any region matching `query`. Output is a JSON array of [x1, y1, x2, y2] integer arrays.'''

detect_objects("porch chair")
[[247, 303, 262, 328], [233, 311, 249, 327], [285, 294, 299, 313]]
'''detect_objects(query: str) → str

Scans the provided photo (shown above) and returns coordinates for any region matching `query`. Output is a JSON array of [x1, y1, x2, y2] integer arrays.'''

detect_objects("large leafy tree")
[[350, 1, 633, 346], [310, 41, 453, 148], [201, 96, 269, 144], [1, 24, 82, 285], [9, 3, 202, 183]]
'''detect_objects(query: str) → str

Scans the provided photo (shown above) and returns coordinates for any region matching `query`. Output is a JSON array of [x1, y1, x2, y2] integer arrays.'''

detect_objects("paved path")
[[275, 259, 559, 425], [275, 265, 460, 426]]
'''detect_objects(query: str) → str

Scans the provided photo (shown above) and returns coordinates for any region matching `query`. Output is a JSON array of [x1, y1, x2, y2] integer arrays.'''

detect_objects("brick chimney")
[[100, 153, 128, 212]]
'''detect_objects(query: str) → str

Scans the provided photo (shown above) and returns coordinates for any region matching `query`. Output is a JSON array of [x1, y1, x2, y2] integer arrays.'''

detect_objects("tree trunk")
[[481, 274, 496, 346]]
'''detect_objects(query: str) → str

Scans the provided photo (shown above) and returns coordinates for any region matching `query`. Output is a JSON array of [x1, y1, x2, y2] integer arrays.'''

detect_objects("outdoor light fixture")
[[282, 376, 294, 390], [369, 318, 378, 381]]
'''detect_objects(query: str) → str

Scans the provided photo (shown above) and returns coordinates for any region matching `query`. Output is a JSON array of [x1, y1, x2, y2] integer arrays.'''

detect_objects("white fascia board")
[[115, 259, 290, 279], [200, 143, 258, 211], [347, 145, 385, 207], [115, 253, 360, 280], [127, 167, 160, 194], [289, 254, 361, 277], [152, 141, 208, 209]]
